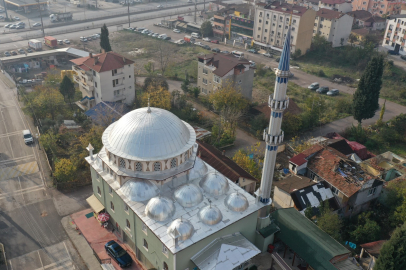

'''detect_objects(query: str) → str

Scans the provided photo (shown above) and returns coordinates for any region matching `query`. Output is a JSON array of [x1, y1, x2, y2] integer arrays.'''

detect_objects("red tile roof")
[[196, 140, 258, 183], [360, 240, 387, 257], [347, 10, 372, 20], [289, 153, 307, 166], [262, 2, 308, 17], [301, 144, 324, 157], [351, 28, 370, 37], [274, 175, 315, 193], [320, 0, 346, 5], [71, 51, 134, 73], [198, 53, 250, 77], [317, 8, 345, 20]]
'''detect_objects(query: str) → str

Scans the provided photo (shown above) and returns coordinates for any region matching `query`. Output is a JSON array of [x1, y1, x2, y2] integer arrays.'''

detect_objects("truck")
[[184, 35, 195, 43], [49, 12, 73, 23], [28, 39, 42, 51], [44, 36, 57, 48]]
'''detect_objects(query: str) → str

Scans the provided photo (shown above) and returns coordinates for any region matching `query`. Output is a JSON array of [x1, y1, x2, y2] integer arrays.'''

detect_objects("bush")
[[318, 69, 326, 77]]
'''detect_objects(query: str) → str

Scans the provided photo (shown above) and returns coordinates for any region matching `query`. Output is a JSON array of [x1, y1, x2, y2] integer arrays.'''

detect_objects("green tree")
[[352, 56, 384, 124], [317, 201, 342, 241], [200, 21, 213, 37], [181, 77, 190, 94], [304, 204, 314, 220], [348, 33, 357, 46], [350, 212, 381, 244], [143, 77, 169, 91], [144, 62, 155, 76], [59, 75, 76, 107], [291, 49, 302, 60], [100, 24, 112, 52], [54, 158, 76, 183], [374, 223, 406, 270]]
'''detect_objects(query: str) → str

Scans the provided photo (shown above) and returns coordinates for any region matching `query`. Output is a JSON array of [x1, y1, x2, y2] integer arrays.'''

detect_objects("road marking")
[[0, 108, 15, 159], [0, 130, 24, 138], [0, 154, 35, 165], [0, 161, 39, 181], [34, 257, 72, 270], [37, 250, 44, 270], [17, 176, 25, 205], [0, 186, 45, 200]]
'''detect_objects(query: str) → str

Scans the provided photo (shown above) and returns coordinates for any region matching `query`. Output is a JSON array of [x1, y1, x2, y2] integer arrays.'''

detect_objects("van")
[[23, 130, 33, 145], [191, 32, 200, 39], [232, 51, 244, 58]]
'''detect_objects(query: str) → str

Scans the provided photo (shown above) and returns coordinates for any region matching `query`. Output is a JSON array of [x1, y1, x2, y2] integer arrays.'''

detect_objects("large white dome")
[[102, 107, 196, 161]]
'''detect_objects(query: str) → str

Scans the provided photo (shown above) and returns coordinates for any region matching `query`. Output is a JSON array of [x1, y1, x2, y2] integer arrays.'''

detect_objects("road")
[[0, 74, 89, 269]]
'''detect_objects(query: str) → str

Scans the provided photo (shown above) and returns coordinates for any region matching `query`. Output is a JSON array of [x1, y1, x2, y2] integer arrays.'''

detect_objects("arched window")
[[126, 219, 130, 229], [119, 158, 126, 168], [136, 162, 142, 172], [110, 201, 114, 211], [163, 262, 168, 270], [143, 239, 148, 250], [154, 162, 161, 171], [170, 158, 177, 168], [97, 187, 101, 195]]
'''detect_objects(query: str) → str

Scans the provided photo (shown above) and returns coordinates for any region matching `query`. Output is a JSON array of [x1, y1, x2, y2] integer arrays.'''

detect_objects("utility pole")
[[2, 0, 8, 20], [194, 0, 196, 23], [38, 0, 45, 37], [203, 0, 205, 12], [127, 1, 130, 27]]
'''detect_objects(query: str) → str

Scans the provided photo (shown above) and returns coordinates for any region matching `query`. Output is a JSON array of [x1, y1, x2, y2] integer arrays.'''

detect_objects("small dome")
[[187, 157, 208, 180], [224, 192, 249, 212], [174, 184, 203, 208], [198, 205, 223, 225], [199, 172, 229, 196], [167, 219, 194, 241], [145, 196, 175, 222], [119, 179, 158, 202]]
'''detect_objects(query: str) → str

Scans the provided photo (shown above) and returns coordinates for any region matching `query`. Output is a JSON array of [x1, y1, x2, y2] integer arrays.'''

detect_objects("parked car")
[[13, 16, 20, 21], [401, 55, 406, 61], [137, 27, 145, 32], [210, 39, 219, 44], [32, 22, 41, 27], [247, 49, 258, 54], [148, 32, 154, 36], [9, 25, 17, 29], [202, 37, 211, 42], [4, 51, 11, 57], [93, 33, 100, 38], [18, 48, 25, 54], [0, 15, 4, 20], [17, 21, 25, 25], [194, 41, 203, 46], [57, 40, 63, 45], [263, 52, 272, 58], [26, 48, 33, 53], [23, 130, 33, 145], [63, 39, 70, 44], [388, 50, 399, 55], [316, 86, 329, 94], [308, 82, 319, 90], [249, 60, 256, 67], [175, 39, 185, 44], [202, 44, 211, 50], [163, 36, 171, 40], [221, 50, 230, 54], [327, 89, 339, 96], [80, 36, 88, 42], [141, 29, 149, 34], [105, 240, 132, 268], [173, 29, 180, 33], [212, 48, 221, 53], [152, 33, 159, 37], [16, 25, 24, 29], [4, 24, 11, 28], [11, 51, 17, 55], [157, 4, 164, 8]]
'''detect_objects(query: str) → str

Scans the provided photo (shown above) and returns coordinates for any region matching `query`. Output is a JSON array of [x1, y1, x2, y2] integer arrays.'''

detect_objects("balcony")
[[112, 93, 126, 102]]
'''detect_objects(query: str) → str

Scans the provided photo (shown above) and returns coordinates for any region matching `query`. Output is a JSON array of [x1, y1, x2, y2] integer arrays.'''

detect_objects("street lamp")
[[35, 133, 41, 150]]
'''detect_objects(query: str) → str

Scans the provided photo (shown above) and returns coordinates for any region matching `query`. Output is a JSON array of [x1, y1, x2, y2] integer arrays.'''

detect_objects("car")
[[212, 48, 221, 53], [202, 37, 211, 42], [16, 25, 24, 29], [388, 50, 399, 55], [141, 29, 149, 34], [63, 39, 70, 44], [23, 130, 33, 145], [316, 86, 329, 94], [275, 57, 280, 62], [4, 24, 11, 28], [13, 16, 20, 21], [57, 40, 63, 45], [194, 41, 203, 46], [32, 22, 41, 27], [18, 48, 25, 54], [26, 48, 33, 53], [247, 49, 258, 54], [327, 89, 339, 96], [105, 240, 132, 268], [137, 27, 145, 32], [263, 52, 272, 58], [148, 32, 154, 36], [17, 21, 25, 25], [221, 50, 230, 54], [4, 51, 11, 57], [202, 45, 211, 50], [11, 51, 17, 55], [163, 36, 171, 40], [308, 82, 319, 90], [9, 25, 17, 29], [401, 55, 406, 61], [157, 4, 163, 8], [93, 33, 100, 38], [173, 29, 181, 33], [249, 60, 256, 67], [210, 39, 219, 44], [19, 79, 27, 84], [175, 39, 185, 44], [80, 36, 87, 42], [152, 33, 159, 37]]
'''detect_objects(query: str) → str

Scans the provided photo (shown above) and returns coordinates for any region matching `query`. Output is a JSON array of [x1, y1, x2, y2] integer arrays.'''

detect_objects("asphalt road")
[[0, 76, 87, 269]]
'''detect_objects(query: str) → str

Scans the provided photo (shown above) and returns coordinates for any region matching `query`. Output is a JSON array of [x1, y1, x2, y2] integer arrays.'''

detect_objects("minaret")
[[258, 16, 292, 215]]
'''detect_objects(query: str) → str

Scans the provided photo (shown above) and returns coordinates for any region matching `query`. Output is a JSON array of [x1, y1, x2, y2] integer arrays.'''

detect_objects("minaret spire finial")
[[147, 95, 151, 113]]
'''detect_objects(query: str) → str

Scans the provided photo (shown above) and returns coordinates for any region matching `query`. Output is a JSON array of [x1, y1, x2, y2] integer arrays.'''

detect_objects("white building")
[[318, 0, 353, 13], [382, 15, 406, 54], [71, 51, 135, 108], [314, 8, 353, 47]]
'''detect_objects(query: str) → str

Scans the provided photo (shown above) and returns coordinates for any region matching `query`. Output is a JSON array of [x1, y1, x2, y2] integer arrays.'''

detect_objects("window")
[[142, 223, 147, 234], [292, 27, 295, 31], [278, 25, 281, 28], [259, 12, 262, 17], [273, 15, 276, 19], [124, 203, 129, 212], [163, 245, 168, 255], [285, 26, 288, 29], [293, 19, 296, 24], [154, 162, 161, 171], [112, 79, 118, 87], [265, 29, 268, 33], [95, 82, 97, 88], [257, 35, 260, 38], [202, 78, 208, 85], [266, 21, 269, 25], [264, 37, 267, 41], [136, 162, 142, 171], [143, 239, 148, 250], [119, 158, 125, 168], [114, 90, 120, 96], [163, 262, 168, 270], [259, 19, 262, 23], [97, 186, 101, 196], [368, 187, 377, 196], [258, 27, 261, 30], [314, 23, 317, 26], [171, 158, 177, 168], [273, 23, 275, 26], [110, 201, 115, 211], [203, 68, 208, 74], [112, 69, 117, 76], [331, 186, 339, 195], [129, 75, 131, 78], [214, 75, 220, 83], [126, 219, 130, 229], [93, 70, 96, 76], [109, 186, 112, 195]]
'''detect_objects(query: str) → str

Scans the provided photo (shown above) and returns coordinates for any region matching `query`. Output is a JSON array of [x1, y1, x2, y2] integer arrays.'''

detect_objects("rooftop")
[[347, 10, 373, 20], [71, 51, 134, 73], [271, 208, 350, 270], [327, 139, 354, 156], [320, 0, 347, 5], [289, 153, 307, 166], [360, 152, 406, 182], [84, 101, 130, 126], [274, 174, 315, 193], [317, 8, 345, 20], [0, 47, 89, 64], [260, 2, 309, 17], [360, 240, 387, 257], [197, 53, 250, 77], [364, 16, 386, 23], [4, 0, 47, 6]]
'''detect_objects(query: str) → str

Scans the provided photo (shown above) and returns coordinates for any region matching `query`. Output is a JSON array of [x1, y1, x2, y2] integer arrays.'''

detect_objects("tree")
[[348, 33, 357, 46], [282, 112, 301, 137], [352, 56, 384, 124], [100, 24, 112, 52], [304, 204, 315, 220], [290, 136, 313, 153], [181, 77, 190, 94], [208, 83, 248, 112], [144, 62, 155, 76], [143, 77, 169, 91], [232, 143, 264, 179], [152, 40, 176, 76], [200, 21, 213, 37], [350, 212, 381, 244], [317, 201, 342, 241], [59, 75, 76, 108], [31, 87, 66, 120], [374, 222, 406, 270], [54, 158, 76, 183], [291, 49, 301, 60], [376, 99, 386, 126], [141, 86, 171, 110]]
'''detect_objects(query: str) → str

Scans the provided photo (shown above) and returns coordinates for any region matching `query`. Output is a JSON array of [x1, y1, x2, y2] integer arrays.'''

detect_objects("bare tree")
[[152, 40, 177, 76]]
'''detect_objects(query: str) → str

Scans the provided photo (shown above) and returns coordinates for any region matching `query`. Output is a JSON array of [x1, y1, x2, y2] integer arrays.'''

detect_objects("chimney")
[[101, 48, 105, 54], [222, 150, 225, 156], [89, 52, 93, 58], [123, 57, 125, 63]]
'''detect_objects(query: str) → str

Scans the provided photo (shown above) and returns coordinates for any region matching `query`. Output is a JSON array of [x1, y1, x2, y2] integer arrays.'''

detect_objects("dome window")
[[154, 162, 161, 171], [135, 162, 143, 172], [119, 158, 126, 168], [171, 158, 177, 168]]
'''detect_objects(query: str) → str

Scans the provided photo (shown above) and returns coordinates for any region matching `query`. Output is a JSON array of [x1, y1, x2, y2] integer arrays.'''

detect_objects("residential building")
[[351, 28, 370, 43], [361, 16, 387, 29], [313, 8, 353, 47], [318, 0, 353, 13], [382, 15, 406, 54], [197, 140, 258, 194], [71, 51, 135, 109], [348, 10, 373, 24], [352, 0, 402, 16], [262, 208, 358, 270], [197, 53, 254, 99], [288, 144, 384, 216], [361, 151, 406, 183], [360, 240, 387, 270], [302, 0, 320, 10], [253, 2, 317, 54]]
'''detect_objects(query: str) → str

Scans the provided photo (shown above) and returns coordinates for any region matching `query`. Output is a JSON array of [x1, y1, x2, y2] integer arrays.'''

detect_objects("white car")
[[194, 42, 203, 46], [57, 40, 63, 45], [63, 39, 70, 44], [32, 22, 41, 27], [141, 29, 149, 34], [175, 39, 185, 44], [173, 29, 180, 33], [13, 16, 20, 21], [157, 4, 163, 8], [202, 37, 211, 42], [80, 36, 88, 42]]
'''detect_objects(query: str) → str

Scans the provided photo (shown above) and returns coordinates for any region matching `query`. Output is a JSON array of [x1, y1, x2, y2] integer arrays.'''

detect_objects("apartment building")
[[197, 53, 254, 99], [382, 15, 406, 54], [71, 51, 135, 109], [253, 2, 316, 54], [352, 0, 402, 16], [318, 0, 353, 13], [313, 8, 353, 47]]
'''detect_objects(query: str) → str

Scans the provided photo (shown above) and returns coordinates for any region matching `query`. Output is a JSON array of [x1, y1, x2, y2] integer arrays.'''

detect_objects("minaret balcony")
[[268, 96, 289, 111], [263, 130, 284, 145], [275, 69, 291, 78]]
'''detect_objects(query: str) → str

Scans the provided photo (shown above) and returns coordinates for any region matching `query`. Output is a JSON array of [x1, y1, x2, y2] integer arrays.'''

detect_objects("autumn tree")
[[141, 86, 171, 110], [31, 87, 66, 120], [232, 143, 264, 179], [289, 136, 314, 153], [54, 158, 76, 183], [151, 40, 177, 76], [348, 33, 357, 46], [100, 24, 112, 52], [143, 77, 169, 91], [208, 83, 248, 112]]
